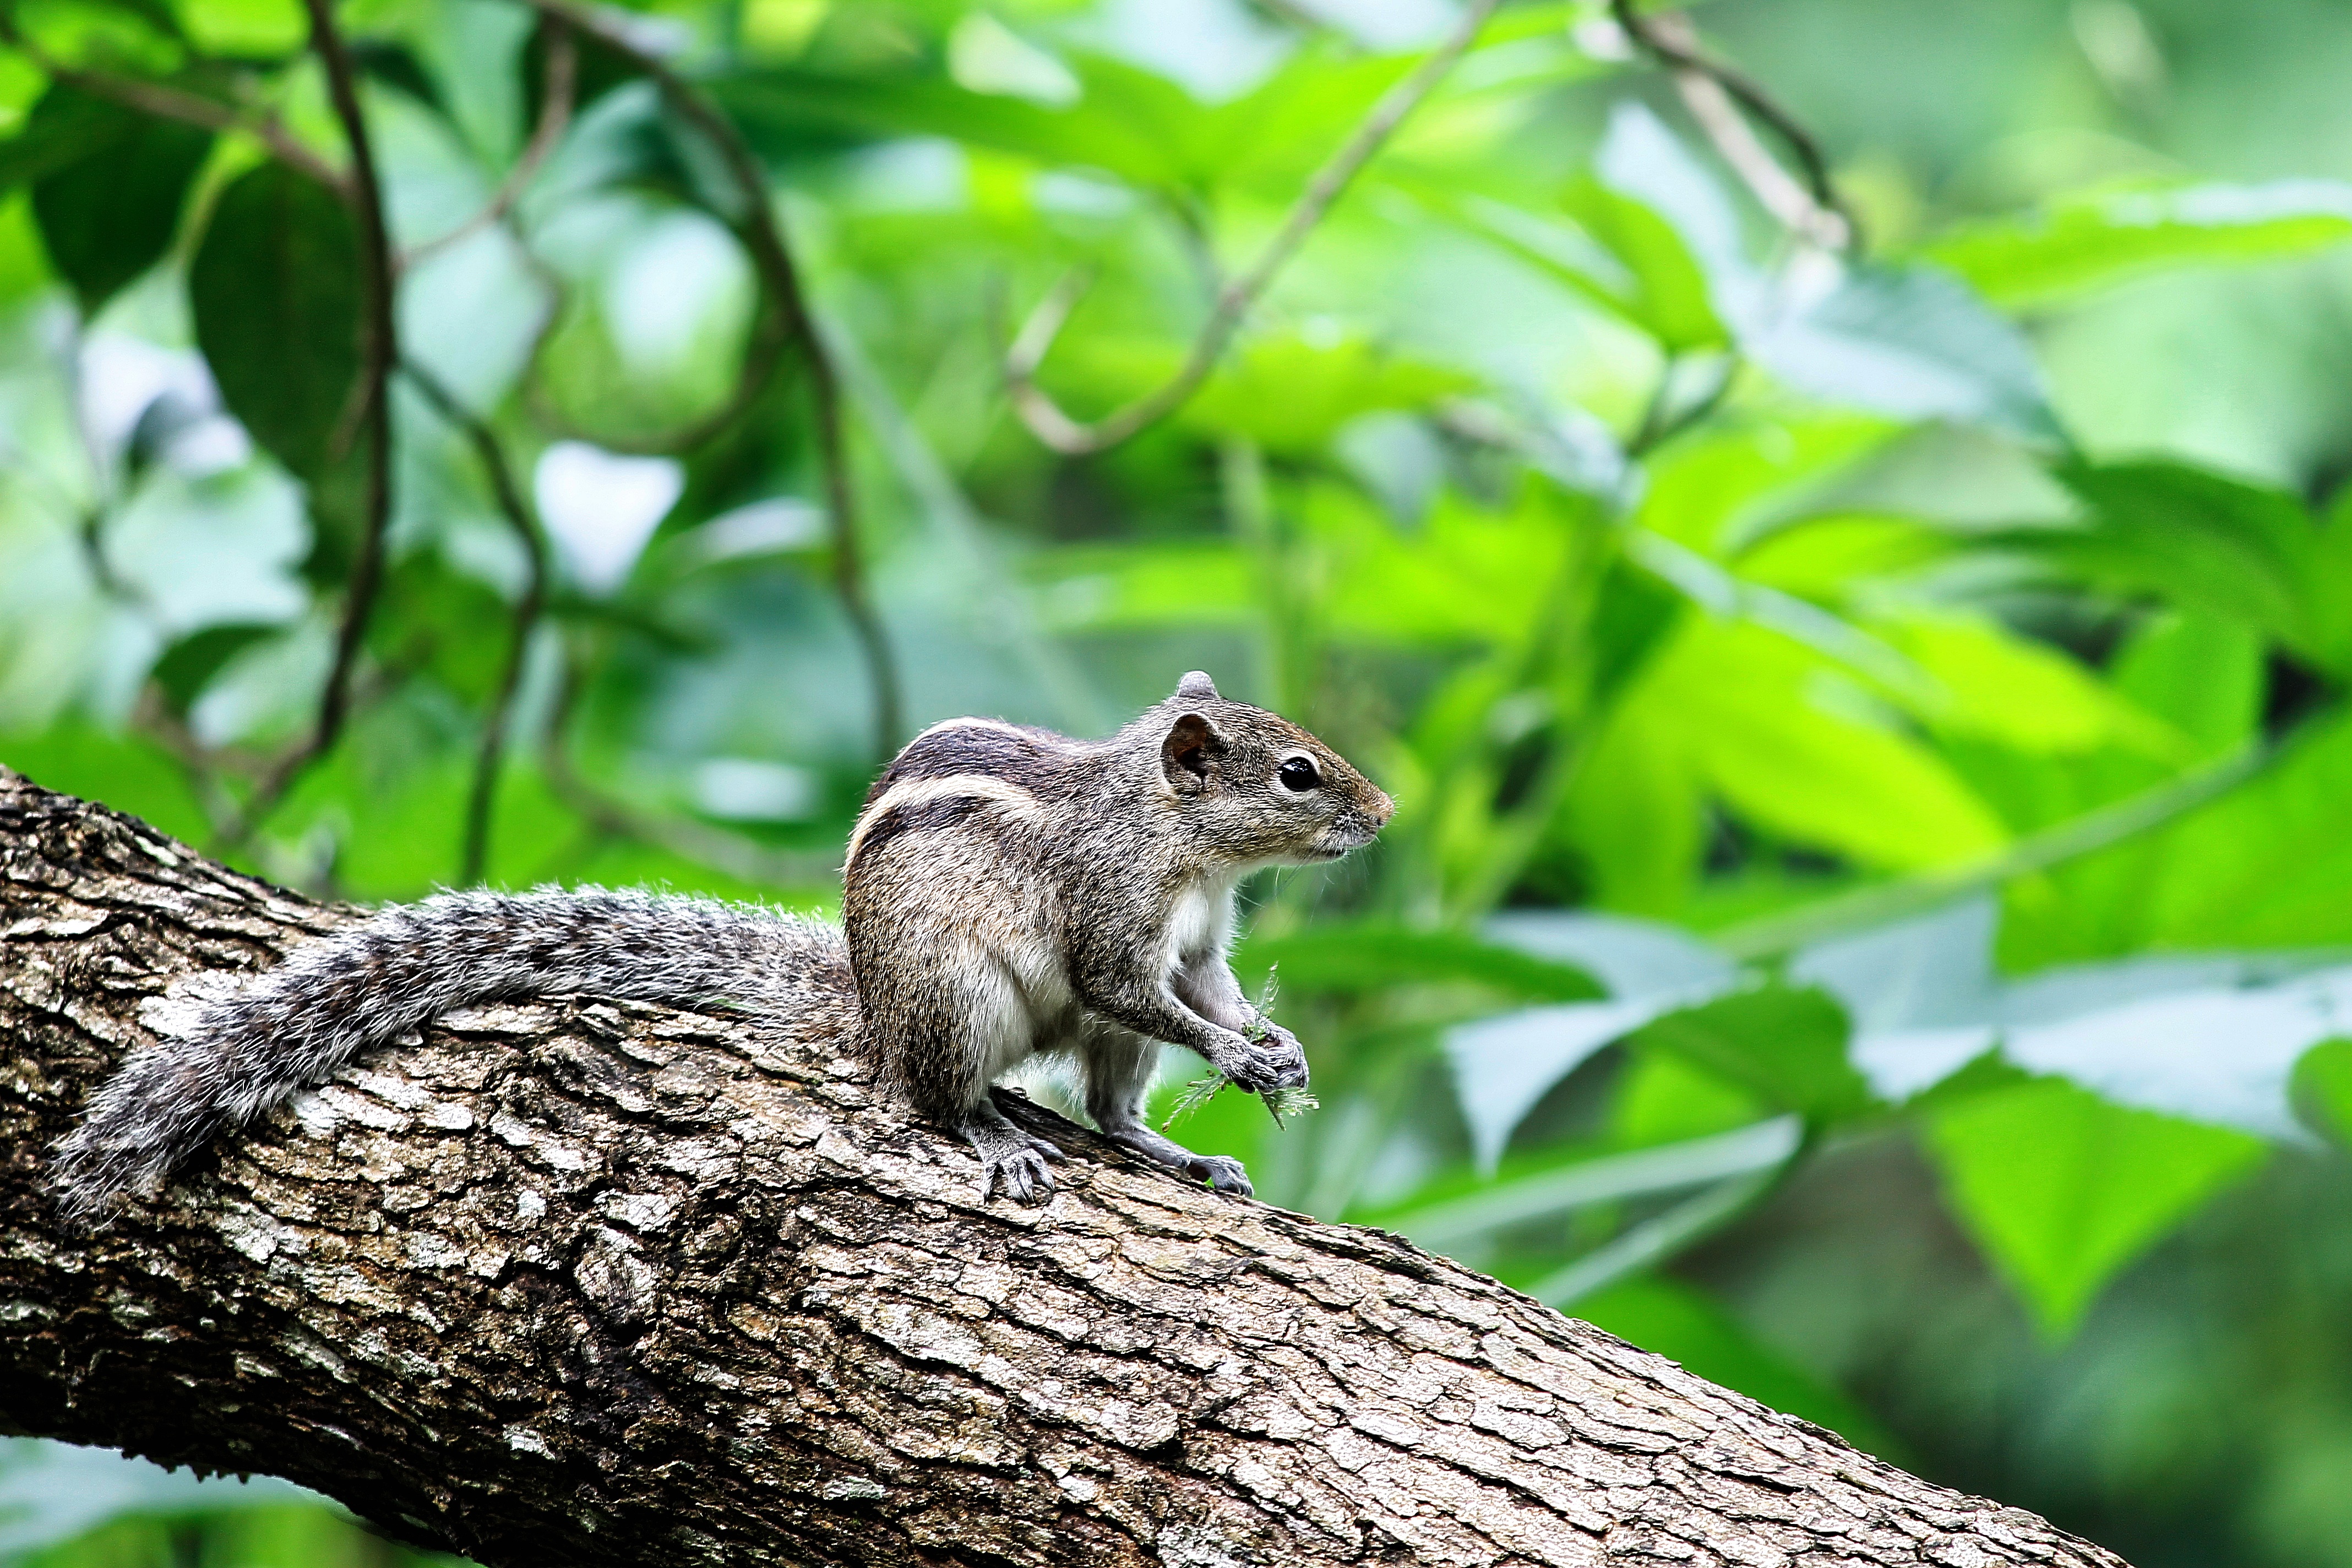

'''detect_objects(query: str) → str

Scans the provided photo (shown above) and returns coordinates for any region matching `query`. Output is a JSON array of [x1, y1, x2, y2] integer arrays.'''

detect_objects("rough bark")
[[0, 770, 2129, 1568]]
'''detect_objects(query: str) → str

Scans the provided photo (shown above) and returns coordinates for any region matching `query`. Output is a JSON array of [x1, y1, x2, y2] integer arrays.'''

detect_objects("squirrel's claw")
[[1183, 1154, 1255, 1197], [982, 1141, 1060, 1204]]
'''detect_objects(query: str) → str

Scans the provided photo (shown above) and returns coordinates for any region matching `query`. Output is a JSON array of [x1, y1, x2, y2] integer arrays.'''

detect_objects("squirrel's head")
[[1144, 671, 1394, 868]]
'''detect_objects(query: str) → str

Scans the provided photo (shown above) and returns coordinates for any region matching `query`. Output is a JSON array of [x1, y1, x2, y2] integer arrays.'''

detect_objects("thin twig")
[[402, 362, 551, 885], [512, 0, 900, 763], [1627, 353, 1736, 457], [1004, 0, 1504, 456], [1607, 1, 1859, 253], [401, 20, 577, 269], [539, 647, 840, 887], [219, 0, 401, 848], [0, 26, 351, 197]]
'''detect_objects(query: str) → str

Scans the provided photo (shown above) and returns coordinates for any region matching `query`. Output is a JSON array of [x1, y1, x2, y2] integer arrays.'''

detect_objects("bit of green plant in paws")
[[1163, 967, 1319, 1130]]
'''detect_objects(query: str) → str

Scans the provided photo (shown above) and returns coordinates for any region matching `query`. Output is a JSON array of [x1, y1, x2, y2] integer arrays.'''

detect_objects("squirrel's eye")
[[1278, 756, 1320, 792]]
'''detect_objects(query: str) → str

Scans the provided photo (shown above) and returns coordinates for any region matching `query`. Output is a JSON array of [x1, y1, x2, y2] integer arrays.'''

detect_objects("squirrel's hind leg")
[[1077, 1027, 1254, 1198], [889, 959, 1064, 1203]]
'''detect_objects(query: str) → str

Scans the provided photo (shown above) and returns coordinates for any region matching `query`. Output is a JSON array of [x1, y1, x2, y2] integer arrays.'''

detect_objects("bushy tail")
[[50, 886, 842, 1226]]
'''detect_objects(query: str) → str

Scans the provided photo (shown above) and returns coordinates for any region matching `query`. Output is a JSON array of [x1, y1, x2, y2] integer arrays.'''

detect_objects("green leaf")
[[2290, 1038, 2352, 1148], [1626, 616, 2012, 873], [1365, 1117, 1799, 1248], [2030, 460, 2323, 659], [1557, 176, 1725, 351], [189, 160, 363, 485], [21, 84, 211, 315], [1924, 1077, 2266, 1338], [1178, 334, 1473, 457], [1923, 181, 2352, 310], [1626, 983, 1871, 1124], [1746, 263, 2062, 444], [709, 65, 1191, 192], [1236, 922, 1605, 1002], [149, 622, 280, 714]]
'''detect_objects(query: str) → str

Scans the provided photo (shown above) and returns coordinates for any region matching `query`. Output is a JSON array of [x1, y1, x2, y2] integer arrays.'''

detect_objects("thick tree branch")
[[0, 771, 2135, 1568], [1004, 0, 1502, 457]]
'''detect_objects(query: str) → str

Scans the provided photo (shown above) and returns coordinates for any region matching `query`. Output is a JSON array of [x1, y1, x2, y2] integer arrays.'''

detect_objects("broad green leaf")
[[21, 84, 210, 315], [1885, 613, 2186, 760], [0, 188, 46, 306], [1366, 1117, 1799, 1248], [1626, 983, 1870, 1124], [1027, 542, 1255, 633], [1997, 714, 2352, 965], [1745, 263, 2062, 444], [1432, 177, 1725, 350], [189, 160, 362, 485], [1311, 478, 1600, 649], [0, 80, 150, 189], [1574, 1277, 1903, 1455], [1558, 176, 1725, 350], [1629, 616, 2012, 873], [175, 0, 307, 57], [2028, 460, 2322, 658], [2290, 1038, 2352, 1148], [1237, 922, 1605, 1001], [0, 51, 42, 138], [1924, 181, 2352, 310], [2111, 612, 2263, 759], [1179, 335, 1473, 457], [1611, 1046, 1766, 1147], [1637, 410, 1896, 556], [710, 66, 1191, 192], [1925, 1077, 2266, 1338]]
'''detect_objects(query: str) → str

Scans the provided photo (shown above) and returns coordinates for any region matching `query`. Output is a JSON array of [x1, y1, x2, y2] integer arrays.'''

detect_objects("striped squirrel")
[[50, 672, 1391, 1221]]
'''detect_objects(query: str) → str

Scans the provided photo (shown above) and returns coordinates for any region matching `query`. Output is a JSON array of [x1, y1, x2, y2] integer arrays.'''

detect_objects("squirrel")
[[49, 672, 1392, 1222]]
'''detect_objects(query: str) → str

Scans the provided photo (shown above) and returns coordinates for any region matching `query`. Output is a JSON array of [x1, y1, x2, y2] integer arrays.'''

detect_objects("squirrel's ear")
[[1174, 670, 1219, 702], [1162, 711, 1224, 793]]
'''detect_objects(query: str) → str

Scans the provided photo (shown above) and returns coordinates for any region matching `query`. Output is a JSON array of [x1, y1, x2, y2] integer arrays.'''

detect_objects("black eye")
[[1278, 756, 1319, 792]]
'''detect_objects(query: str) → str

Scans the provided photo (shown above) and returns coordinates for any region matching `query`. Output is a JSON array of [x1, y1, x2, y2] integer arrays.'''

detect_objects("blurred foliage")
[[5, 0, 2352, 1564]]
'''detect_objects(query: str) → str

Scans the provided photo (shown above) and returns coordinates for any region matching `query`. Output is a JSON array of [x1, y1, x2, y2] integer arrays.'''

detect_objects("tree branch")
[[400, 18, 577, 270], [1607, 1, 1859, 253], [400, 362, 551, 885], [219, 0, 402, 850], [0, 30, 351, 197], [1004, 0, 1503, 457], [0, 771, 2137, 1568], [511, 0, 901, 761]]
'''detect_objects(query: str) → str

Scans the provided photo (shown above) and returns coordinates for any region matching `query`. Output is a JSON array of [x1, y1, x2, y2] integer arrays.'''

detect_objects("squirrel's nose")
[[1370, 790, 1396, 827]]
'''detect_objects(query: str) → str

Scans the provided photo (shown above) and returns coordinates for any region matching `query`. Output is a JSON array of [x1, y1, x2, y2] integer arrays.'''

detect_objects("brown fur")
[[843, 672, 1393, 1201]]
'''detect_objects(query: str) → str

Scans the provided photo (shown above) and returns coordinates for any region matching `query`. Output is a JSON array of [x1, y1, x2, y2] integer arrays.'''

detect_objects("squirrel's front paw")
[[1219, 1021, 1308, 1095]]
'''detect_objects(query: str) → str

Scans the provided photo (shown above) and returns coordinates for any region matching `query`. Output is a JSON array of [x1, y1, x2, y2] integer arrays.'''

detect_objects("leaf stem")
[[513, 0, 901, 763], [1607, 1, 1860, 254], [401, 362, 550, 885], [1714, 734, 2294, 961], [400, 19, 576, 269], [218, 0, 400, 851], [1004, 0, 1504, 456]]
